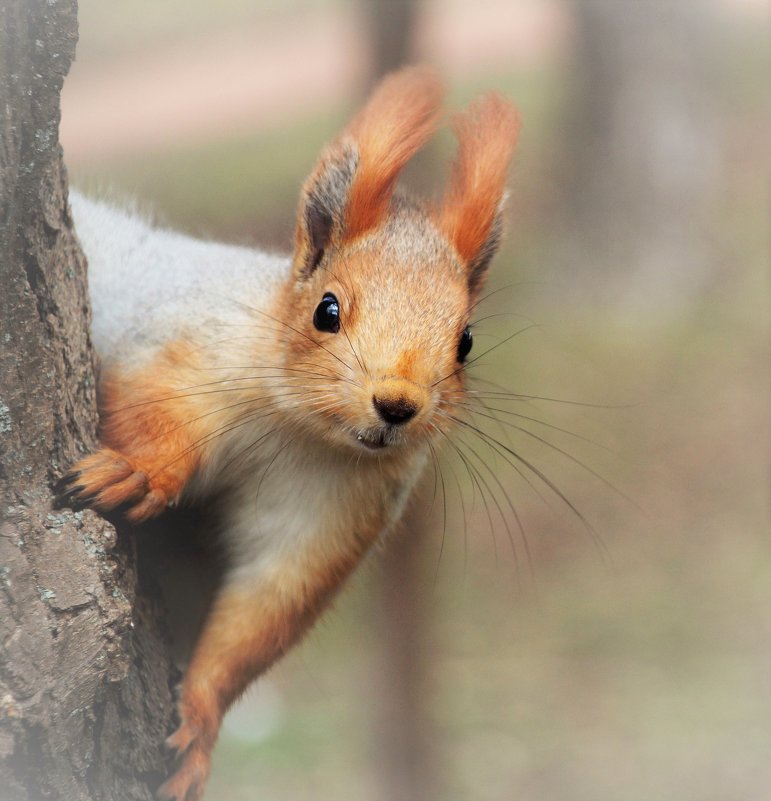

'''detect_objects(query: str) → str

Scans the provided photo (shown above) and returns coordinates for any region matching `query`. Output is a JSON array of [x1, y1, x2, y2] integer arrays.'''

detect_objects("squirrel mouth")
[[355, 430, 388, 450]]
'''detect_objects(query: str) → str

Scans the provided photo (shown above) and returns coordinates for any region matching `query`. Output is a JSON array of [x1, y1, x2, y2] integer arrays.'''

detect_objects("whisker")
[[460, 403, 636, 508], [318, 261, 370, 381], [433, 430, 470, 579], [108, 375, 338, 413], [459, 399, 615, 453], [467, 381, 636, 410], [426, 439, 448, 589], [448, 414, 611, 565], [224, 296, 358, 378], [148, 404, 289, 480], [437, 428, 501, 568], [468, 280, 550, 315], [453, 432, 534, 584], [432, 325, 539, 388]]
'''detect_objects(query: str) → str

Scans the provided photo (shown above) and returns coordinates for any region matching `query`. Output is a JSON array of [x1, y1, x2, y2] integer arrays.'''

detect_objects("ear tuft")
[[437, 93, 521, 295], [344, 66, 444, 240], [293, 67, 444, 277]]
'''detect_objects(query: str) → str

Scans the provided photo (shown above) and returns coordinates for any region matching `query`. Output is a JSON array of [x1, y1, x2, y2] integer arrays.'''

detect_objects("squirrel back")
[[69, 191, 290, 365]]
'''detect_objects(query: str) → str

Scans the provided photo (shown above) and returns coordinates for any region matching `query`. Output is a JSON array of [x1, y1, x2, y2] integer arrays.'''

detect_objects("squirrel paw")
[[157, 722, 212, 801], [55, 448, 169, 523]]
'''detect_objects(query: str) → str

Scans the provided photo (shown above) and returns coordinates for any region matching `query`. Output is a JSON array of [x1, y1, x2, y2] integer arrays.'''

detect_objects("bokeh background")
[[61, 1, 769, 800]]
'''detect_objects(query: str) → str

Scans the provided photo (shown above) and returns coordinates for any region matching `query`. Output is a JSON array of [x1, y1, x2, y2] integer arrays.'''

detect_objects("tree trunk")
[[363, 0, 421, 75], [371, 486, 437, 801], [0, 2, 176, 798], [361, 5, 440, 799], [555, 0, 721, 315]]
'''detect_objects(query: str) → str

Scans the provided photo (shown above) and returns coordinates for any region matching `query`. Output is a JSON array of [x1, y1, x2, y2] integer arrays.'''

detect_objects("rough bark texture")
[[0, 1, 175, 798]]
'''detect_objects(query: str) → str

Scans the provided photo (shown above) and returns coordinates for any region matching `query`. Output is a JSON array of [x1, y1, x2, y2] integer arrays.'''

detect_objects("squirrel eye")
[[458, 326, 473, 363], [313, 292, 340, 334]]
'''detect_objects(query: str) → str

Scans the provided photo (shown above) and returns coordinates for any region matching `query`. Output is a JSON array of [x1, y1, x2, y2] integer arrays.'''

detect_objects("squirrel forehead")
[[337, 205, 466, 284], [324, 234, 470, 348]]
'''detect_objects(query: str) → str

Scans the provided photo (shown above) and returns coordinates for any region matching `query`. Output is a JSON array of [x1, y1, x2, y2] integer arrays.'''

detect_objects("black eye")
[[313, 292, 340, 334], [458, 326, 473, 363]]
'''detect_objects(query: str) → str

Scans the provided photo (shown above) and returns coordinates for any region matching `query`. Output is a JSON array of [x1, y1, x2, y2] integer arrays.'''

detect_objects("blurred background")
[[61, 1, 769, 800]]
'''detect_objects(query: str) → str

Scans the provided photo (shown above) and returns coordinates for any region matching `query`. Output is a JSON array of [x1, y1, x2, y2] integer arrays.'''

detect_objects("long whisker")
[[148, 404, 289, 479], [432, 430, 470, 579], [432, 325, 539, 387], [318, 261, 370, 380], [108, 373, 340, 413], [448, 414, 611, 565], [436, 427, 502, 569], [468, 280, 551, 315], [218, 294, 357, 377], [453, 431, 534, 584], [461, 403, 637, 508], [426, 438, 448, 588], [467, 380, 636, 410], [459, 399, 615, 452]]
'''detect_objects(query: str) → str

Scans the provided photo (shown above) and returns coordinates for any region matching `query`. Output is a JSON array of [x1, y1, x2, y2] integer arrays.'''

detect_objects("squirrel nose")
[[373, 395, 418, 426]]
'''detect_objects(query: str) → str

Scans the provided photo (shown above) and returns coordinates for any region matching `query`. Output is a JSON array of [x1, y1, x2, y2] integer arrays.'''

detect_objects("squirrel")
[[57, 67, 520, 801]]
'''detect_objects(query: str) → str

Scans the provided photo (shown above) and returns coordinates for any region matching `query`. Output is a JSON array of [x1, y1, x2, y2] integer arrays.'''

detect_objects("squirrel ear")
[[294, 150, 356, 277], [436, 93, 521, 297], [294, 66, 444, 277]]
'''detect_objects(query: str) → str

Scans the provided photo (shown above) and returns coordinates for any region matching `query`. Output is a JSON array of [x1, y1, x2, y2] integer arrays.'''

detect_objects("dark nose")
[[373, 395, 418, 425]]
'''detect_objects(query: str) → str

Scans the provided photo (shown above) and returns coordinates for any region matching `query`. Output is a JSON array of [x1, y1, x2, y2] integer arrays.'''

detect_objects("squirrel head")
[[278, 67, 521, 456]]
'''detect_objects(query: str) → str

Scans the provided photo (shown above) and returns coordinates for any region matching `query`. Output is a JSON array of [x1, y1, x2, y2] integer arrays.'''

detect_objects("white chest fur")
[[208, 427, 424, 585]]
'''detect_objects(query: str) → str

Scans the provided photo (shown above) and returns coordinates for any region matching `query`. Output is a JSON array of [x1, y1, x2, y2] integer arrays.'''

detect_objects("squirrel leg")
[[57, 363, 204, 522], [56, 444, 193, 523], [158, 550, 360, 801]]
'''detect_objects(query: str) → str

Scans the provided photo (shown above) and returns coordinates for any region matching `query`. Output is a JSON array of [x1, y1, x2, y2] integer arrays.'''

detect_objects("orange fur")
[[65, 341, 206, 521], [160, 544, 367, 801], [344, 66, 443, 240], [436, 93, 521, 266], [394, 348, 423, 382]]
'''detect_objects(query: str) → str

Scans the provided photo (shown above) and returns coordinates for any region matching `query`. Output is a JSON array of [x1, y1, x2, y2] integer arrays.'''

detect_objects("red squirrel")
[[58, 67, 520, 801]]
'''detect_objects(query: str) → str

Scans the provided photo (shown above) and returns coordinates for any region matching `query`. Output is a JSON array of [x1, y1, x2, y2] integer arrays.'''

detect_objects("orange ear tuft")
[[437, 93, 521, 289], [344, 66, 444, 240]]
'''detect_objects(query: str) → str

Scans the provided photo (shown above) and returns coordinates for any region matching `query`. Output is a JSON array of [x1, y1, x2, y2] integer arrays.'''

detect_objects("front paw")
[[158, 722, 212, 801], [55, 448, 168, 523]]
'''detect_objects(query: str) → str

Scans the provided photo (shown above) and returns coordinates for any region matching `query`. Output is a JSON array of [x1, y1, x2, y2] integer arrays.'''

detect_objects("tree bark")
[[0, 2, 175, 798]]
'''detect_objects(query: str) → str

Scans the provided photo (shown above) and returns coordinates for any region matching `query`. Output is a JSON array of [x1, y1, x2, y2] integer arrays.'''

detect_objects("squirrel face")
[[276, 67, 520, 457], [280, 202, 471, 454]]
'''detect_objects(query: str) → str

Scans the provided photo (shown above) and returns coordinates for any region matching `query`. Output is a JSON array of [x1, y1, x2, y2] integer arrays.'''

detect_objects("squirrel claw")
[[54, 470, 81, 493], [55, 448, 169, 522], [54, 476, 99, 511], [164, 719, 200, 758], [54, 482, 87, 507], [158, 726, 211, 801]]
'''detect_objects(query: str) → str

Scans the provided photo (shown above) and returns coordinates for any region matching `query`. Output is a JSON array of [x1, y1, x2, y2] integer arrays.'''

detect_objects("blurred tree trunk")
[[556, 0, 721, 314], [0, 1, 175, 798], [362, 4, 440, 800], [364, 0, 421, 74], [371, 486, 437, 801]]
